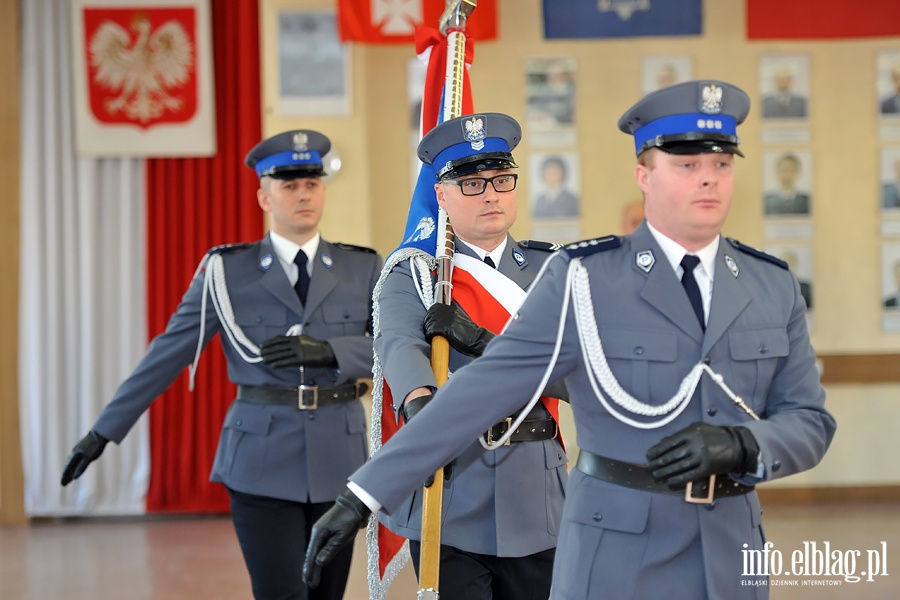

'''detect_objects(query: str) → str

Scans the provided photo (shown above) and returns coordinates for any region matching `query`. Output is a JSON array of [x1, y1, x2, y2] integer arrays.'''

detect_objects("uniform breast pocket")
[[322, 302, 369, 336], [600, 328, 678, 401], [233, 304, 290, 342], [728, 328, 789, 410]]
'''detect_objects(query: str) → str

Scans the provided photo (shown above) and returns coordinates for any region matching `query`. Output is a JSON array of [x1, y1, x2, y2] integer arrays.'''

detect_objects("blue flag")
[[543, 0, 702, 39], [393, 162, 441, 258]]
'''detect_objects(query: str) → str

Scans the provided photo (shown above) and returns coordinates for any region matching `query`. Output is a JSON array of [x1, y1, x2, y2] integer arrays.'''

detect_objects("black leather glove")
[[304, 490, 371, 589], [424, 303, 495, 357], [61, 430, 109, 486], [399, 394, 432, 423], [259, 334, 337, 369], [646, 422, 759, 490]]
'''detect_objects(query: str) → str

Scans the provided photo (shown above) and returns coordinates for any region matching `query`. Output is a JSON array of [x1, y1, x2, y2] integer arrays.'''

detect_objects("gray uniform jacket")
[[93, 234, 382, 503], [354, 223, 835, 599], [374, 235, 568, 557]]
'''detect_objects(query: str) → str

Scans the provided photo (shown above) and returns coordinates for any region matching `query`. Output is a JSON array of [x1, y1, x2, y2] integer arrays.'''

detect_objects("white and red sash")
[[451, 254, 564, 449]]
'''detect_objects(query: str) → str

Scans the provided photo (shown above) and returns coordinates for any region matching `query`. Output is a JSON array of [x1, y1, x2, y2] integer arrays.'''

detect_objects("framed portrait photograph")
[[641, 55, 693, 95], [877, 50, 900, 118], [881, 146, 900, 212], [759, 55, 810, 122], [277, 10, 349, 117], [530, 152, 581, 221], [763, 149, 814, 218], [525, 57, 577, 147], [882, 242, 900, 332]]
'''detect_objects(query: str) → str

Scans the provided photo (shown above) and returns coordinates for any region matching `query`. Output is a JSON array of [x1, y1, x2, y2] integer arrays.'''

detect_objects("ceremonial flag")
[[542, 0, 702, 40], [366, 24, 474, 600], [337, 0, 496, 43], [747, 0, 900, 40]]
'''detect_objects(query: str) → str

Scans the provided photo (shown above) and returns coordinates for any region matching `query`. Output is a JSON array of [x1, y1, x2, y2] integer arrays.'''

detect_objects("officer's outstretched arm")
[[61, 430, 109, 485], [303, 490, 371, 588]]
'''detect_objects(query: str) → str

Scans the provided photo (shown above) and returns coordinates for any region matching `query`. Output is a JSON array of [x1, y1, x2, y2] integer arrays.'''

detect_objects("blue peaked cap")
[[418, 113, 521, 180], [618, 80, 750, 157], [244, 129, 330, 179]]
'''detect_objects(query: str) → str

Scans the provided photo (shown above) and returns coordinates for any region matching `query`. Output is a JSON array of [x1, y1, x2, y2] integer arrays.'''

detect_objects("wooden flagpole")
[[418, 2, 475, 598]]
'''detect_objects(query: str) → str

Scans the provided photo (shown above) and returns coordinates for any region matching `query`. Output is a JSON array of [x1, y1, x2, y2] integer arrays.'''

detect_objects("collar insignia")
[[636, 250, 655, 273]]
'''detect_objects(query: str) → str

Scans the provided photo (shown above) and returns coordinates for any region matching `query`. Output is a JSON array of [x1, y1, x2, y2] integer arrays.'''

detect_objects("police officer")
[[61, 129, 383, 600], [301, 81, 838, 599], [369, 113, 567, 599]]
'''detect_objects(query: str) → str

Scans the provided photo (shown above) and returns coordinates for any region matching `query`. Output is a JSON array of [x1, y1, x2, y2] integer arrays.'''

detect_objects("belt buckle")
[[486, 418, 513, 445], [684, 474, 716, 504], [297, 385, 318, 410]]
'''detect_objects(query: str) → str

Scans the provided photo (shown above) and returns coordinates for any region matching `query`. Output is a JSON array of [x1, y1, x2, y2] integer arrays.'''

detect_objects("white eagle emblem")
[[700, 84, 724, 115], [463, 116, 486, 151], [292, 132, 309, 151], [89, 16, 194, 123], [405, 217, 436, 244]]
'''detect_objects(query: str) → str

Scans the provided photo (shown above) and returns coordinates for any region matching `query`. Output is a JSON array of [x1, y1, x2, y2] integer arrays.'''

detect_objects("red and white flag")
[[71, 0, 216, 156], [747, 0, 900, 39], [338, 0, 497, 43]]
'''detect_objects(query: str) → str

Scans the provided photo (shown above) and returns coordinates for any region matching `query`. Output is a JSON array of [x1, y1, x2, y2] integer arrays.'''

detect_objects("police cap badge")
[[618, 80, 750, 157]]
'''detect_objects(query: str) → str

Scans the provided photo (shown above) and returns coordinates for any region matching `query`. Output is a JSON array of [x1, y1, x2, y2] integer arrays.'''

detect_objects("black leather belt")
[[483, 417, 558, 445], [576, 450, 754, 504], [237, 382, 368, 411]]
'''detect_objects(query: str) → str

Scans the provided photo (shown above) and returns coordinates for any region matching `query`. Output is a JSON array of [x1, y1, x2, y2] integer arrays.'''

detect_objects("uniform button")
[[772, 460, 782, 472], [236, 420, 242, 426], [707, 407, 718, 417], [703, 357, 711, 365], [256, 316, 263, 323], [343, 311, 351, 319], [634, 346, 644, 356], [592, 512, 602, 522], [308, 413, 317, 421], [759, 345, 769, 355], [704, 504, 716, 512]]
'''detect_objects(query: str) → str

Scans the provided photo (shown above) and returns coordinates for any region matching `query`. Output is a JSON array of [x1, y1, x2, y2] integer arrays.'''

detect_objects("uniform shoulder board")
[[727, 238, 788, 270], [334, 242, 377, 254], [518, 239, 561, 252], [207, 242, 251, 255], [562, 235, 623, 258]]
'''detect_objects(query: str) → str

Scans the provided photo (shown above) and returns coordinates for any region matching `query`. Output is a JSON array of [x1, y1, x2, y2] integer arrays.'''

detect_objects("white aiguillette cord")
[[188, 253, 306, 390], [570, 257, 760, 427]]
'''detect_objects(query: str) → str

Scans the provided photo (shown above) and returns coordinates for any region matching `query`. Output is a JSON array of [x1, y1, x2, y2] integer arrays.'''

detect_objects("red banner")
[[338, 0, 496, 43], [747, 0, 900, 39]]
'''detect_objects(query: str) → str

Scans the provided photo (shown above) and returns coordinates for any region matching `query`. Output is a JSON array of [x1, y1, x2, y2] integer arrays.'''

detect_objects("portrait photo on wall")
[[763, 149, 813, 218], [883, 242, 900, 311], [759, 55, 810, 121], [525, 57, 577, 147], [277, 10, 349, 117], [766, 244, 814, 312], [530, 152, 581, 220], [641, 55, 693, 95], [881, 146, 900, 212], [877, 50, 900, 118]]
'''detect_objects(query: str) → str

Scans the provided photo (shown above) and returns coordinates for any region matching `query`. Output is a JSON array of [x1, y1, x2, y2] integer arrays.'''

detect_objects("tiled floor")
[[1, 500, 897, 599]]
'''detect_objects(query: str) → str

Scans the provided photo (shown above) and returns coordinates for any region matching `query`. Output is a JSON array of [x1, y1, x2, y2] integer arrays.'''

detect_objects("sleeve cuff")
[[347, 481, 382, 513]]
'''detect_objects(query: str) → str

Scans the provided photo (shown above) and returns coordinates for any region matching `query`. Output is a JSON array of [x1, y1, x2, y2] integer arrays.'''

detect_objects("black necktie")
[[293, 251, 309, 304], [484, 255, 496, 269], [680, 255, 705, 331]]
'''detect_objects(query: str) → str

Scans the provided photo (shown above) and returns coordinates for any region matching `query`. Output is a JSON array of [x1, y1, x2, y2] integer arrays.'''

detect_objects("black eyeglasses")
[[442, 174, 518, 196]]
